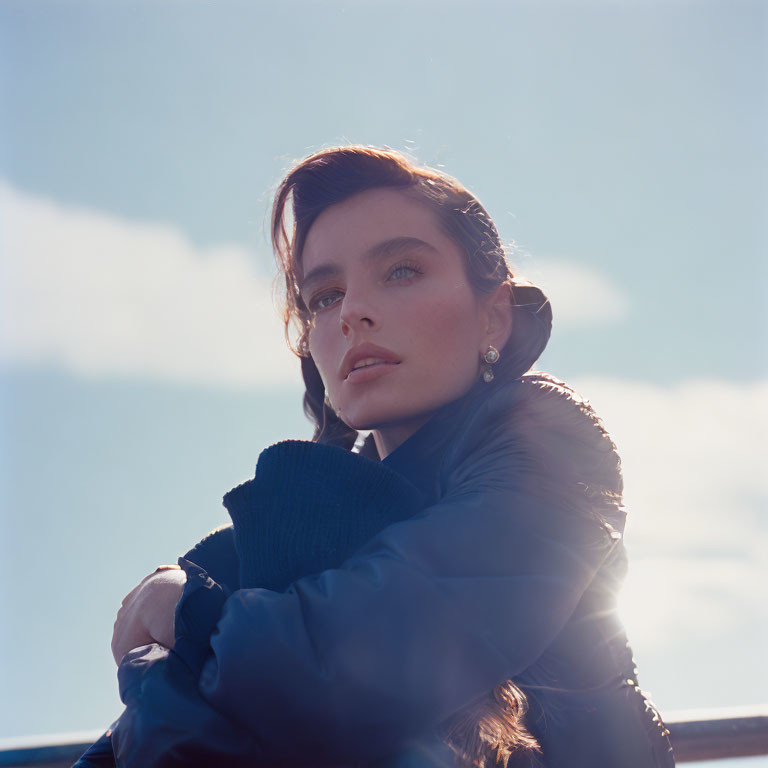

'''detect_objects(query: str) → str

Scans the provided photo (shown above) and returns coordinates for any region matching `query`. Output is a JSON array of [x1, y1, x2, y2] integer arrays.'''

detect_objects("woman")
[[80, 146, 675, 768]]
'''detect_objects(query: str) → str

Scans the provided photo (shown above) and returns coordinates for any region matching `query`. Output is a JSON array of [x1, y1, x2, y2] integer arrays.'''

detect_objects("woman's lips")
[[345, 361, 400, 384], [340, 342, 402, 381]]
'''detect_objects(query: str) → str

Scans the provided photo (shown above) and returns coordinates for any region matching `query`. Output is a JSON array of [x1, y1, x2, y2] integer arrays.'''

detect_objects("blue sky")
[[0, 0, 766, 756]]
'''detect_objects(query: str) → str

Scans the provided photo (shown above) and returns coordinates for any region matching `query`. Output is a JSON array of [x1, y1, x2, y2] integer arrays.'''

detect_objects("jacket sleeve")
[[196, 406, 618, 764]]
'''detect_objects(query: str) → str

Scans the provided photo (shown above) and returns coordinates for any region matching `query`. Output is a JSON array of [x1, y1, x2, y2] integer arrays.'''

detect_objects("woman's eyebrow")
[[365, 236, 437, 261], [300, 237, 436, 294]]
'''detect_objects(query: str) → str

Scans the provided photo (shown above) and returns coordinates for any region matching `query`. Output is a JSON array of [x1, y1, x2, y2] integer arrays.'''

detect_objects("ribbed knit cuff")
[[182, 524, 240, 593], [223, 440, 425, 591]]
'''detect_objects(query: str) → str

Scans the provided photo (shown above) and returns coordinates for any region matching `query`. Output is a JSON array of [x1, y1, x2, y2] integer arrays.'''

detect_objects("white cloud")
[[514, 253, 630, 327], [570, 376, 768, 650], [0, 181, 300, 388]]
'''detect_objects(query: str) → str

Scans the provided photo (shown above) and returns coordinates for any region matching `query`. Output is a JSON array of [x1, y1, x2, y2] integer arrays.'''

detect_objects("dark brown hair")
[[271, 145, 551, 455], [270, 145, 548, 766]]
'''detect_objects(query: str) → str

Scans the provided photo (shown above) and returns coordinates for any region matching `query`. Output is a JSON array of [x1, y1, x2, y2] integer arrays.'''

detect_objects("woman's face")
[[301, 187, 494, 456]]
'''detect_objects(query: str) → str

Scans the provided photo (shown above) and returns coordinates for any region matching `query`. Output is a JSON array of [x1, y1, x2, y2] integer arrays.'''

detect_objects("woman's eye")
[[388, 264, 421, 281], [310, 290, 343, 312]]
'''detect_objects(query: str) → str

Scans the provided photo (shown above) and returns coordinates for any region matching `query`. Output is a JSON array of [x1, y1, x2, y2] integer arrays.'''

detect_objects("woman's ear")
[[479, 282, 514, 353]]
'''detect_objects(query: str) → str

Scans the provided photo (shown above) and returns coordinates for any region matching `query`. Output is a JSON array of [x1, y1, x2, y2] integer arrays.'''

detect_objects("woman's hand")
[[111, 565, 187, 665]]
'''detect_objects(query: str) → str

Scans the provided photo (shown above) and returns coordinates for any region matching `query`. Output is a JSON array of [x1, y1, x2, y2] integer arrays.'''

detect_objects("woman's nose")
[[339, 290, 376, 337]]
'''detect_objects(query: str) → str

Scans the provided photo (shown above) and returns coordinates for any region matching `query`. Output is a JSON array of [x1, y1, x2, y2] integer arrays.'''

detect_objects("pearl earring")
[[481, 345, 500, 383]]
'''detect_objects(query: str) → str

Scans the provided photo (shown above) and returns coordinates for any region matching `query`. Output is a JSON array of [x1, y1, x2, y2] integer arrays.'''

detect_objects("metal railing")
[[0, 731, 102, 768], [666, 707, 768, 763], [0, 707, 766, 767]]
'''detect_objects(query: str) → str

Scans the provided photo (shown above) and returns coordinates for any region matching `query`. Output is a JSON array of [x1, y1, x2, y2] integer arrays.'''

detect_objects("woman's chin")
[[335, 409, 382, 433], [338, 401, 407, 429], [338, 404, 433, 448]]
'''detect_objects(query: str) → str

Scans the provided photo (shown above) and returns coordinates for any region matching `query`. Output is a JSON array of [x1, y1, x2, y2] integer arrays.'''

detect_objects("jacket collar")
[[381, 378, 488, 503]]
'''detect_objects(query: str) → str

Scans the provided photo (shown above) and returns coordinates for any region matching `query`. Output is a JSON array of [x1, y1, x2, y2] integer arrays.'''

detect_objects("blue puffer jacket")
[[79, 372, 675, 767]]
